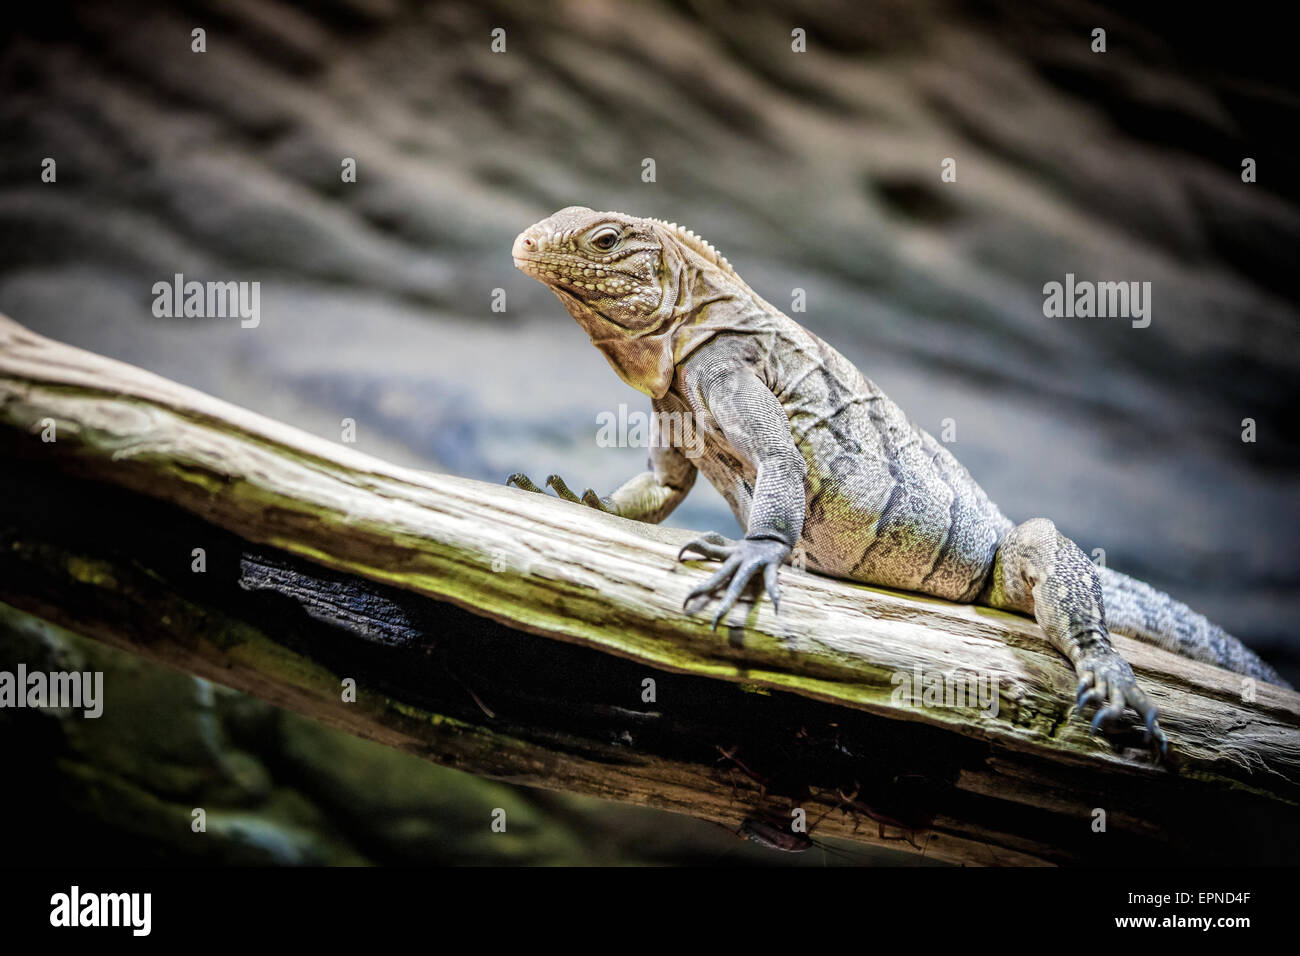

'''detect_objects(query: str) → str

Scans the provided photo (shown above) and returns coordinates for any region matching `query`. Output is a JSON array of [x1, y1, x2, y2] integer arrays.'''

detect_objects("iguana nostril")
[[511, 232, 540, 260]]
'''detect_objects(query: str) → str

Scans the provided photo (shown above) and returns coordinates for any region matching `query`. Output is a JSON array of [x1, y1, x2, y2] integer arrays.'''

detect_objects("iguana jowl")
[[507, 205, 1290, 753]]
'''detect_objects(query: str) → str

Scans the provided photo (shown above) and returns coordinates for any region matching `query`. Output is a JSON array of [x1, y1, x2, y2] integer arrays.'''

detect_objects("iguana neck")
[[577, 233, 768, 399]]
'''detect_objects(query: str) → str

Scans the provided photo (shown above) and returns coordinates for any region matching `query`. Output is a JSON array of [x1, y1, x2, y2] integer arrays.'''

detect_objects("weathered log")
[[1, 312, 1297, 865]]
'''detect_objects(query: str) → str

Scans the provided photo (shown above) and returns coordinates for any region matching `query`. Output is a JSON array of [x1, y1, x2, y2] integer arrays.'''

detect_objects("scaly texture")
[[508, 207, 1291, 756]]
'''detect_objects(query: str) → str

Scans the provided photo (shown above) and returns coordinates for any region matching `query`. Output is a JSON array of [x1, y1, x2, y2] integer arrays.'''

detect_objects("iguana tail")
[[1098, 566, 1290, 688]]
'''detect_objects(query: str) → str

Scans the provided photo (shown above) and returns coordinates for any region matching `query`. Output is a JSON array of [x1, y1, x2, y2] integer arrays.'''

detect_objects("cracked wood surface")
[[1, 311, 1298, 865]]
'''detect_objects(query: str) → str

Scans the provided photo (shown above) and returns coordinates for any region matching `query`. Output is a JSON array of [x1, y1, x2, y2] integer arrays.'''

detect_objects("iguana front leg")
[[507, 438, 697, 524], [676, 351, 808, 628], [983, 518, 1168, 754]]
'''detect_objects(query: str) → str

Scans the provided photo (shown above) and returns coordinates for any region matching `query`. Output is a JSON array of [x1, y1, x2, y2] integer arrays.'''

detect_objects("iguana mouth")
[[512, 254, 558, 287]]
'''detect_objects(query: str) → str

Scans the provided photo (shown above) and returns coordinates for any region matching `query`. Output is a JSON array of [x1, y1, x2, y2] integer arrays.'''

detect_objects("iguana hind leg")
[[982, 518, 1167, 754]]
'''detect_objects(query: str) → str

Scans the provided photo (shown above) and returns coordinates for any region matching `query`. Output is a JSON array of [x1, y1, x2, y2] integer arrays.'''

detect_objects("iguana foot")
[[1072, 650, 1168, 758], [678, 533, 789, 629], [505, 473, 613, 513]]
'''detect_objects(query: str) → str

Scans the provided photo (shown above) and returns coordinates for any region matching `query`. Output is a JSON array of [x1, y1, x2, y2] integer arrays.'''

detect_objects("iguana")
[[506, 205, 1291, 754]]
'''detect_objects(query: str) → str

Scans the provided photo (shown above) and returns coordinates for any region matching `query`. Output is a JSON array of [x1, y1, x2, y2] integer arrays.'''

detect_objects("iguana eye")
[[589, 227, 620, 252]]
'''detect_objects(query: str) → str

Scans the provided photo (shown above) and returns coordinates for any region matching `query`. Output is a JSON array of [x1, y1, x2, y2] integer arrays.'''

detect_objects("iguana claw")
[[505, 473, 613, 513], [1072, 653, 1169, 759], [679, 534, 788, 629]]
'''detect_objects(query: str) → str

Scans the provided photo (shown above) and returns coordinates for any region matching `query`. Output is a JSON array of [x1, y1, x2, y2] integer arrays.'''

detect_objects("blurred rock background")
[[1, 0, 1296, 864]]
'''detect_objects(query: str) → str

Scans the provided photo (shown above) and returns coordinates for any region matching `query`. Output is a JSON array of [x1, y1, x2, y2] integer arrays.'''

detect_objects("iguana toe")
[[680, 536, 789, 628], [677, 531, 736, 562], [580, 488, 614, 513], [544, 474, 581, 502], [1089, 691, 1126, 735], [763, 560, 781, 612], [505, 473, 545, 494], [1073, 650, 1168, 758]]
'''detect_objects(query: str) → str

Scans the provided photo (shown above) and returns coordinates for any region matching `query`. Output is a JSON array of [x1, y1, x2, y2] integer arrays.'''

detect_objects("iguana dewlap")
[[507, 205, 1290, 755]]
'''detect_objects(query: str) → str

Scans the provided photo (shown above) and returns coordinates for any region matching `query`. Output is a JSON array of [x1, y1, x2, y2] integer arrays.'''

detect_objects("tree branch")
[[1, 312, 1297, 865]]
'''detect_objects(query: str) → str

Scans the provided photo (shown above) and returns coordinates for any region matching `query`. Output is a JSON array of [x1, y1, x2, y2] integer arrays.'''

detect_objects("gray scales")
[[507, 206, 1291, 757]]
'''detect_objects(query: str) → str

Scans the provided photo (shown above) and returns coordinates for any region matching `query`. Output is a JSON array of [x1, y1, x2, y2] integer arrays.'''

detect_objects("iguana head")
[[512, 206, 743, 398]]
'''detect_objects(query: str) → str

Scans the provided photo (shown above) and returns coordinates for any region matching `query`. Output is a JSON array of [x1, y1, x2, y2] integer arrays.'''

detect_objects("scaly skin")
[[507, 206, 1292, 757]]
